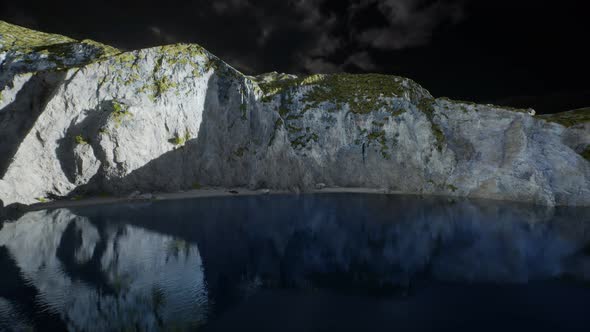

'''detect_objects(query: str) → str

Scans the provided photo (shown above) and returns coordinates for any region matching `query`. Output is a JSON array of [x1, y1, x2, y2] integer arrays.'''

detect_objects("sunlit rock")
[[0, 21, 589, 206]]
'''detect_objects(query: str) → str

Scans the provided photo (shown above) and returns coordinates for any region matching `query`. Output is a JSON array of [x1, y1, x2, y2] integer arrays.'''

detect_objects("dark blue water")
[[1, 194, 590, 331]]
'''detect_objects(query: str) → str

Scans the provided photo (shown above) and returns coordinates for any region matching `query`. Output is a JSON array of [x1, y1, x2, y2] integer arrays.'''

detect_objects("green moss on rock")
[[0, 20, 76, 53], [366, 130, 390, 159], [111, 101, 132, 126], [302, 74, 412, 114], [268, 118, 284, 146], [258, 73, 428, 113], [204, 57, 220, 73], [234, 146, 249, 157], [438, 97, 532, 114], [286, 114, 303, 120], [0, 20, 121, 64], [154, 76, 178, 97], [169, 135, 186, 146], [80, 39, 120, 57], [278, 107, 290, 117], [290, 135, 307, 149], [74, 135, 88, 145], [417, 98, 445, 152], [287, 124, 303, 133], [367, 130, 385, 141], [389, 108, 406, 116], [159, 44, 208, 78]]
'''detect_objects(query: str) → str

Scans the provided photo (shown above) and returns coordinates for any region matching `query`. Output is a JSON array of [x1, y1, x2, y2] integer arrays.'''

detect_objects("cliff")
[[1, 21, 589, 207]]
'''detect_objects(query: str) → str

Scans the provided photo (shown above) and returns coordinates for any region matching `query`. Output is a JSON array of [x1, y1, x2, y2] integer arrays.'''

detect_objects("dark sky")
[[1, 0, 589, 114]]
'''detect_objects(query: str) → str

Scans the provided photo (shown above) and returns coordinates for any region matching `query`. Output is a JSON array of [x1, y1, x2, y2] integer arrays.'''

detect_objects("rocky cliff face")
[[1, 21, 589, 207]]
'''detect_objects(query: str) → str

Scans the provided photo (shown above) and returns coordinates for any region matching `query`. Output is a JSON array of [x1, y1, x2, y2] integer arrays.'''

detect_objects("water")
[[1, 193, 590, 331]]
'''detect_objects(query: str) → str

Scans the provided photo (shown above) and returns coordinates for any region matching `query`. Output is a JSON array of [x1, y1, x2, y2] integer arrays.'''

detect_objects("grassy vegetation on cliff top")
[[538, 108, 590, 127], [0, 20, 120, 57], [436, 97, 533, 114], [258, 72, 447, 151], [258, 73, 430, 113], [0, 20, 75, 52], [538, 107, 590, 161]]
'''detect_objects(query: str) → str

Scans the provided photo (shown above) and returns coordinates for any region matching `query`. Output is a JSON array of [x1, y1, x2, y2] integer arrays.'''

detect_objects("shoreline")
[[2, 186, 573, 219], [22, 187, 399, 212]]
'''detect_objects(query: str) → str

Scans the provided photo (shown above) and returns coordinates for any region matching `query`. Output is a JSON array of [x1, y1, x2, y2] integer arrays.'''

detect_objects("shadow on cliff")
[[70, 73, 255, 197], [55, 100, 117, 184], [0, 71, 67, 178]]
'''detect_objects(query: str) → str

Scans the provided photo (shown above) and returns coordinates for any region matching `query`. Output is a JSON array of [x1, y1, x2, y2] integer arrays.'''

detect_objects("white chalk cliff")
[[0, 21, 589, 206]]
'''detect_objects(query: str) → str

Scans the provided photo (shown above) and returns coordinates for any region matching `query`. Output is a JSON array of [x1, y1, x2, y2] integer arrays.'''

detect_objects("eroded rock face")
[[0, 21, 589, 206]]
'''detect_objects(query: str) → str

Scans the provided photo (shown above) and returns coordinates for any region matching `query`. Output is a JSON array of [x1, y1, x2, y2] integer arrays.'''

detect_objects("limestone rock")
[[138, 193, 154, 200], [0, 21, 589, 206], [315, 183, 327, 190]]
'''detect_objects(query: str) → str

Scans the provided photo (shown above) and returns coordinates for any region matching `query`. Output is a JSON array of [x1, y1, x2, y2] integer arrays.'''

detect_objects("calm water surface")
[[1, 194, 590, 331]]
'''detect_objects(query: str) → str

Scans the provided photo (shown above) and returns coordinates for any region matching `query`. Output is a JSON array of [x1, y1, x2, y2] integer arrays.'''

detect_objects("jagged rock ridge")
[[0, 21, 589, 207]]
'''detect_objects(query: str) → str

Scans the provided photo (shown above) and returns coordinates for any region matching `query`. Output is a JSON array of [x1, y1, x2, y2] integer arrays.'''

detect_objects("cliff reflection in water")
[[1, 194, 590, 331], [0, 209, 208, 331]]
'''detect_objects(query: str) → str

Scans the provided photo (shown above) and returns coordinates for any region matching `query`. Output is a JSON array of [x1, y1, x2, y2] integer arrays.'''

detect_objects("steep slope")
[[0, 21, 589, 207]]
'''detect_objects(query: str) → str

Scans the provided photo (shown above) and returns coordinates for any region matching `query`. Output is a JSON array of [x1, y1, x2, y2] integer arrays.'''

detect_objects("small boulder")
[[138, 193, 154, 200], [315, 183, 327, 190]]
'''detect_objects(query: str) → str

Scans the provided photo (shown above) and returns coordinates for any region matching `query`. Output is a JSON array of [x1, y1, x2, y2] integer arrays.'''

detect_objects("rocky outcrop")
[[1, 21, 589, 207]]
